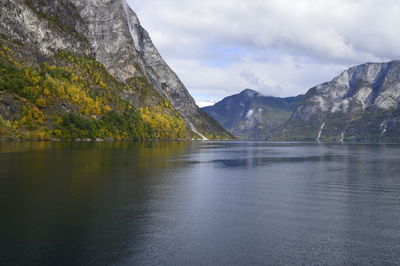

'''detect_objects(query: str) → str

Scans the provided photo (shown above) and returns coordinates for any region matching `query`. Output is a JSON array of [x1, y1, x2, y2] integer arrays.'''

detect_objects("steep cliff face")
[[0, 0, 231, 140], [271, 61, 400, 142], [203, 89, 303, 139]]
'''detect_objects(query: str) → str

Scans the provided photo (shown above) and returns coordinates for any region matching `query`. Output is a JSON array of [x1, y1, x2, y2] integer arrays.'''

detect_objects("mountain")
[[270, 61, 400, 142], [202, 89, 303, 139], [0, 0, 232, 140]]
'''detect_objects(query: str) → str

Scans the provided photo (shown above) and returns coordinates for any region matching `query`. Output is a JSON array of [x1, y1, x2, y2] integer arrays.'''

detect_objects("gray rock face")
[[118, 2, 213, 136], [272, 61, 400, 142], [69, 0, 142, 81], [0, 0, 91, 56], [0, 0, 230, 139]]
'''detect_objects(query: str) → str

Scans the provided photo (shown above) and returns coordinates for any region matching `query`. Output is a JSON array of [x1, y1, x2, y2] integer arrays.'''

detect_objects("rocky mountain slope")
[[0, 0, 231, 140], [202, 89, 303, 139], [270, 61, 400, 142]]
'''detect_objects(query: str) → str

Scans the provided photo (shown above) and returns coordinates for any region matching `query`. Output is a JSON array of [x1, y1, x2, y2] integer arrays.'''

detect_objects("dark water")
[[1, 141, 400, 265]]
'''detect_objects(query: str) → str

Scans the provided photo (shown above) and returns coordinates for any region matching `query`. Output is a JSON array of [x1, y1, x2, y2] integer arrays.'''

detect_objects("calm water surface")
[[1, 141, 400, 265]]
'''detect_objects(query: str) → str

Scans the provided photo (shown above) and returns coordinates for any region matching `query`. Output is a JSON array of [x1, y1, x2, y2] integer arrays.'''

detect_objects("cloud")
[[126, 0, 400, 103], [240, 69, 277, 95], [197, 100, 217, 108]]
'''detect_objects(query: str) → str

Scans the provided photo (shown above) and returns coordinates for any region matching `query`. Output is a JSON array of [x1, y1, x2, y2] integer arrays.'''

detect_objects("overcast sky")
[[126, 0, 400, 107]]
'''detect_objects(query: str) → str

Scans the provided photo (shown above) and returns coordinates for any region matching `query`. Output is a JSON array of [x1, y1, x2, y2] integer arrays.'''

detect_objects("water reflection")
[[0, 141, 192, 265], [1, 142, 400, 265]]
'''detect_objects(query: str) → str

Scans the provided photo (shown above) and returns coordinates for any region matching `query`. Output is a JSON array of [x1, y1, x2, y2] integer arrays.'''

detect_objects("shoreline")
[[0, 138, 399, 145]]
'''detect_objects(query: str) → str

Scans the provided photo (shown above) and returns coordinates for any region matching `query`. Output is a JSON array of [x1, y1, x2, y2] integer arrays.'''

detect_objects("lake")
[[1, 141, 400, 265]]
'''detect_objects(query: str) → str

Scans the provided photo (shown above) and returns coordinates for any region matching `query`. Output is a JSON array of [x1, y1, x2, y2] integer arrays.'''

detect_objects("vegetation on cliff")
[[0, 39, 192, 140]]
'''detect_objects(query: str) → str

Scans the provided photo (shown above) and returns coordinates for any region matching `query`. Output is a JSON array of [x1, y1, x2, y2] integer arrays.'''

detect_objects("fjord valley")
[[2, 1, 400, 266], [2, 0, 400, 143], [0, 0, 231, 140]]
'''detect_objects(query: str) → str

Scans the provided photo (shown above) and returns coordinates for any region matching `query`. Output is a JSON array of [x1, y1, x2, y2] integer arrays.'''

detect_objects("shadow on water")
[[0, 141, 192, 266]]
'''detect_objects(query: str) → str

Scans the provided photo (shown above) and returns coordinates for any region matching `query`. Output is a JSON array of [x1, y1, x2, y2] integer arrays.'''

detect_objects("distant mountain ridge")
[[202, 89, 303, 139], [270, 61, 400, 142]]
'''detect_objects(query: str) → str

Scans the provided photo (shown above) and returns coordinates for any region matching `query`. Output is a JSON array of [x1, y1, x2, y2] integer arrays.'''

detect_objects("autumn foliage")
[[0, 40, 191, 140]]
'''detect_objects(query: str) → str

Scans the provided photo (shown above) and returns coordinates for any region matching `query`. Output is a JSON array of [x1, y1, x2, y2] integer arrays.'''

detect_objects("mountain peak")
[[240, 89, 261, 98], [270, 60, 400, 142], [202, 90, 303, 139]]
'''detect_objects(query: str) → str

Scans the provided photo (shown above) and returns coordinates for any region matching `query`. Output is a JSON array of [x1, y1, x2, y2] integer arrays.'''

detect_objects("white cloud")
[[197, 100, 217, 108], [126, 0, 400, 103]]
